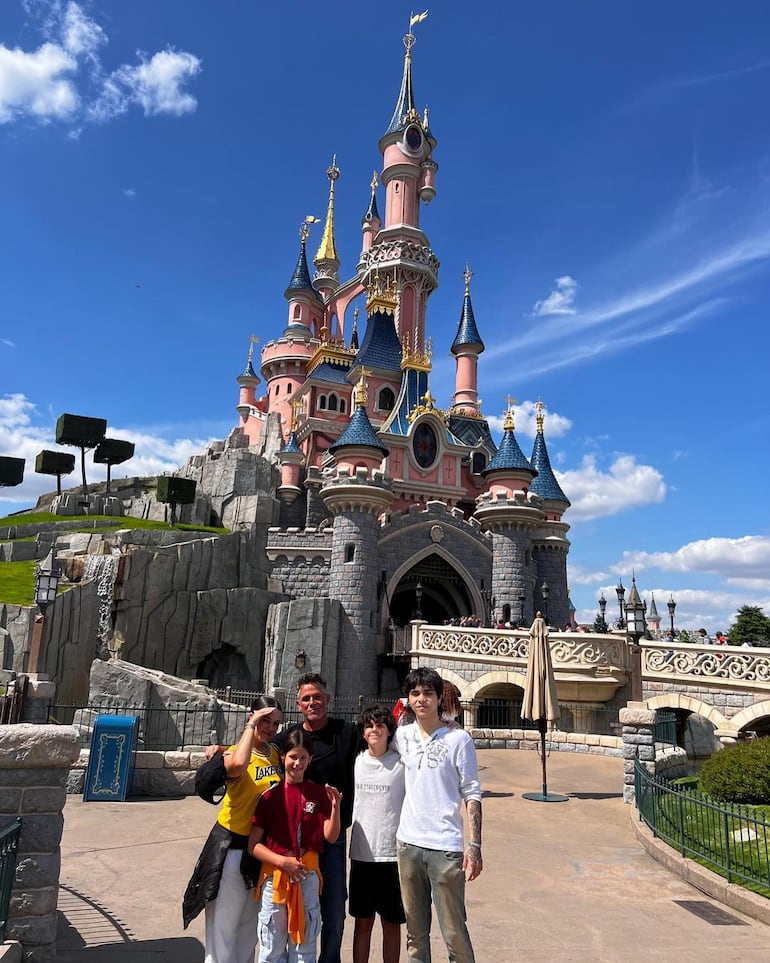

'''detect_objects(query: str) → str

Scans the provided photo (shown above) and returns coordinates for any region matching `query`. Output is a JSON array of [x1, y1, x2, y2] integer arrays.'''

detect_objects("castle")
[[230, 24, 572, 698]]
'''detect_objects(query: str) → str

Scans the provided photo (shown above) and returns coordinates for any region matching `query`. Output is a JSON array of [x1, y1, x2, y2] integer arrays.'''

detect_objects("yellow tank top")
[[217, 743, 282, 836]]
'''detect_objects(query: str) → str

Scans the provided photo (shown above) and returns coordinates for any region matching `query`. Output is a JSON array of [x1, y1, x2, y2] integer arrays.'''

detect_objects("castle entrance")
[[388, 554, 476, 626]]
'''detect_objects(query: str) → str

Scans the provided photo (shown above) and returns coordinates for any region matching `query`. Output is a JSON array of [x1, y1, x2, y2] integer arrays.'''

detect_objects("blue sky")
[[1, 0, 769, 633]]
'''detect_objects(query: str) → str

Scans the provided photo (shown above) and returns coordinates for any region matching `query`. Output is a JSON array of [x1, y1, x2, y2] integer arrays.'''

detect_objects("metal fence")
[[0, 818, 21, 941], [654, 710, 677, 747], [468, 699, 620, 735], [634, 757, 770, 892], [47, 702, 252, 751]]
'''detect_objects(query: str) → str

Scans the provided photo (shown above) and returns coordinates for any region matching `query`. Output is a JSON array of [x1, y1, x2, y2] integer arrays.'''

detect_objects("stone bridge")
[[409, 624, 770, 742]]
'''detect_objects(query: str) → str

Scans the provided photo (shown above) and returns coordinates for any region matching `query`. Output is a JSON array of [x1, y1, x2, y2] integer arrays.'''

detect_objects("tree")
[[55, 414, 107, 492], [35, 450, 76, 496], [0, 456, 24, 488], [729, 606, 770, 647], [156, 475, 196, 526], [93, 438, 135, 494]]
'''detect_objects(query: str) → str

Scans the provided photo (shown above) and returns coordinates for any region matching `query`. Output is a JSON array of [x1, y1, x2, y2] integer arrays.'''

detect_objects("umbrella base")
[[522, 791, 569, 803]]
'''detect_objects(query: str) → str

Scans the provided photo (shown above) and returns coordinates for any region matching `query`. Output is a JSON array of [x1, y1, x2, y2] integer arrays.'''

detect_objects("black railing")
[[466, 699, 619, 735], [0, 818, 21, 941], [635, 758, 770, 892], [653, 710, 677, 747]]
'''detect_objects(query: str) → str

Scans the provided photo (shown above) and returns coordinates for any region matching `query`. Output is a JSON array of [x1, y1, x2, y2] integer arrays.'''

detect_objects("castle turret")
[[647, 593, 661, 635], [236, 336, 261, 427], [450, 267, 485, 418], [322, 373, 393, 695], [276, 428, 304, 506], [474, 402, 541, 626], [530, 401, 571, 629], [313, 158, 341, 296], [360, 172, 381, 262]]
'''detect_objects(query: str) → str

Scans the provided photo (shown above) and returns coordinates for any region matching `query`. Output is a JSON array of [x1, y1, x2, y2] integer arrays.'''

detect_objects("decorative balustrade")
[[643, 642, 770, 692], [412, 625, 629, 673]]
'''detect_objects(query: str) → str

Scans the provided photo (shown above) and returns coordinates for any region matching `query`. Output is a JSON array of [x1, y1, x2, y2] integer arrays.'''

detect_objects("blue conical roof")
[[483, 425, 534, 476], [362, 183, 380, 225], [648, 593, 660, 619], [355, 308, 402, 372], [239, 358, 257, 380], [530, 432, 569, 504], [284, 241, 320, 301], [451, 289, 484, 354], [384, 45, 417, 136], [280, 431, 302, 455], [329, 405, 389, 456]]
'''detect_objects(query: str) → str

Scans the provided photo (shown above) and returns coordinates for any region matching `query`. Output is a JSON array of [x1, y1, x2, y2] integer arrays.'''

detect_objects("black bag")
[[195, 752, 228, 805]]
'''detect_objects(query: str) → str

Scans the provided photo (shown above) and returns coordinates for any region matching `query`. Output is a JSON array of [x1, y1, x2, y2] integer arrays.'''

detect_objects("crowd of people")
[[183, 669, 483, 963]]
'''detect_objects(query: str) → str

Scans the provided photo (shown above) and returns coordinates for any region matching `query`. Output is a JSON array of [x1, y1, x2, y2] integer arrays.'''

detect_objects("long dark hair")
[[280, 728, 314, 757], [250, 694, 283, 714]]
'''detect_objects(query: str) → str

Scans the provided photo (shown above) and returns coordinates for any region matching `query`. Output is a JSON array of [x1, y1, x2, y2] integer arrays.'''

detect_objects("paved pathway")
[[55, 749, 770, 961]]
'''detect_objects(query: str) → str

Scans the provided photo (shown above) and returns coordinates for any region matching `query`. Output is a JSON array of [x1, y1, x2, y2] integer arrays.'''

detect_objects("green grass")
[[0, 513, 229, 605], [0, 511, 227, 535]]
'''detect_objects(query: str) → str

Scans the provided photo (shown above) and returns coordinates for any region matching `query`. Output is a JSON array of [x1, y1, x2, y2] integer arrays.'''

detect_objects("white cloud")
[[91, 49, 201, 121], [486, 400, 572, 439], [0, 41, 78, 123], [621, 535, 770, 583], [1, 3, 200, 129], [123, 188, 136, 197], [559, 454, 666, 522], [1, 338, 15, 347], [60, 1, 105, 60], [532, 275, 578, 316]]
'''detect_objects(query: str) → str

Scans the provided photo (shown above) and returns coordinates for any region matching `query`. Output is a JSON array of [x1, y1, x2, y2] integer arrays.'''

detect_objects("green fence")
[[653, 710, 677, 747], [634, 758, 770, 892], [0, 818, 21, 941]]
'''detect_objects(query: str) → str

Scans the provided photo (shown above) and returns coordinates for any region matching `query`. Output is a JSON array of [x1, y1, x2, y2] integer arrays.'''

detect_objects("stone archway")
[[730, 700, 770, 736], [645, 693, 727, 756], [386, 547, 484, 627]]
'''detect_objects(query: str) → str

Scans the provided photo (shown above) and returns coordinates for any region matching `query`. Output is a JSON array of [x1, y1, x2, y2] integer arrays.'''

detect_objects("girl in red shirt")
[[249, 729, 341, 963]]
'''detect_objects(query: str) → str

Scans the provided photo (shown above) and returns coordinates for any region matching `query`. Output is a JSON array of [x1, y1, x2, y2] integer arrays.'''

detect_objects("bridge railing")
[[642, 641, 770, 692]]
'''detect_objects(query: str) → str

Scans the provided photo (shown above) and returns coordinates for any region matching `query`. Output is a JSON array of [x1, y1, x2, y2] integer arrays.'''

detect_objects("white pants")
[[204, 847, 259, 963]]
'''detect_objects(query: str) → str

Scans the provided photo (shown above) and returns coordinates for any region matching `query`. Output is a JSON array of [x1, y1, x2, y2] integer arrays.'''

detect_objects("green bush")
[[699, 738, 770, 804]]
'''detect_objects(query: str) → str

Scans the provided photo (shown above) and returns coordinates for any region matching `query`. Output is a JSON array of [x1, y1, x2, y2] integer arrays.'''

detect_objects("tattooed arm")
[[463, 798, 483, 881]]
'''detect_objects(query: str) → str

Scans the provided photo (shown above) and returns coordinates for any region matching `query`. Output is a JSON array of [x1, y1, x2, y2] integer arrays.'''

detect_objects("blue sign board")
[[84, 715, 139, 802]]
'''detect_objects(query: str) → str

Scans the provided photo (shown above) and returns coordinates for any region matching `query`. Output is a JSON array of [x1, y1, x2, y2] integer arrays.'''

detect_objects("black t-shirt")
[[277, 717, 361, 829]]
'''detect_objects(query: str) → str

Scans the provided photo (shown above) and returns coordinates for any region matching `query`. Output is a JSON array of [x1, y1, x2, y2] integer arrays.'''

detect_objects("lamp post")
[[667, 595, 677, 637], [615, 580, 626, 629], [414, 581, 423, 620], [624, 576, 647, 702], [598, 593, 608, 633], [541, 580, 549, 627], [27, 550, 62, 674]]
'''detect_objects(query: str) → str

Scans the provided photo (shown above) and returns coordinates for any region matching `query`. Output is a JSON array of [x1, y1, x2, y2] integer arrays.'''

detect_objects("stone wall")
[[0, 724, 80, 962], [263, 599, 342, 697]]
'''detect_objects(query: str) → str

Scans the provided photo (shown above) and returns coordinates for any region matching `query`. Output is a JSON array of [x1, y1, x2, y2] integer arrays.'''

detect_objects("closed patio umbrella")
[[521, 612, 568, 802]]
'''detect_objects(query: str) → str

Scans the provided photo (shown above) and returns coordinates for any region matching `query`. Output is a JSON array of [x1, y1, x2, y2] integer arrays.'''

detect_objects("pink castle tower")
[[450, 267, 485, 418]]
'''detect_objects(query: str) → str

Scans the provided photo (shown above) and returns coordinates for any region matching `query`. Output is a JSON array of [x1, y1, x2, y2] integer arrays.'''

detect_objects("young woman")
[[183, 695, 283, 963], [249, 728, 341, 963]]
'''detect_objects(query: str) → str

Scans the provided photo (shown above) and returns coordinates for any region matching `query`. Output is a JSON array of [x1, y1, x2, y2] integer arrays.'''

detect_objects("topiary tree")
[[0, 456, 24, 488], [156, 475, 196, 527], [699, 738, 770, 805], [93, 438, 135, 494], [729, 606, 770, 648], [55, 414, 107, 492], [35, 449, 76, 495]]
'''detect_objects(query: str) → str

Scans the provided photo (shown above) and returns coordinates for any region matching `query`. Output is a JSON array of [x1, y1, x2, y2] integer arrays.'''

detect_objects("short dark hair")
[[249, 694, 283, 714], [280, 728, 315, 757], [360, 704, 396, 740], [296, 672, 327, 692], [403, 667, 443, 699]]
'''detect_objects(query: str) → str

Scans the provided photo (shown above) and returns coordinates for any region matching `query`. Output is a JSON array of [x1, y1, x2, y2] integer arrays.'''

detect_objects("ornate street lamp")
[[624, 576, 647, 702], [615, 580, 626, 630], [28, 550, 62, 673], [414, 581, 423, 620], [667, 595, 676, 637], [541, 580, 549, 627], [598, 593, 608, 633]]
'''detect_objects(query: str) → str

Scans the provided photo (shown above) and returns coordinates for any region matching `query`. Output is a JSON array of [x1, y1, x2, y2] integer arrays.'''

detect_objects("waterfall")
[[84, 554, 119, 650]]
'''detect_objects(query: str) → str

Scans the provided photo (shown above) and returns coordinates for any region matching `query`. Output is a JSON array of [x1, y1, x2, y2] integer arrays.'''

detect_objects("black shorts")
[[348, 859, 406, 924]]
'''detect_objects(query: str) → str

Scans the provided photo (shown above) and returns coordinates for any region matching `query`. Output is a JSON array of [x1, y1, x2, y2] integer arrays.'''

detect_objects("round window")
[[413, 422, 438, 468]]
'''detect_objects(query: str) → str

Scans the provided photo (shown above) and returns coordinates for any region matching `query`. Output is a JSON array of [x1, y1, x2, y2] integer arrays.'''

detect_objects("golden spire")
[[464, 263, 473, 293], [247, 334, 259, 364], [370, 170, 378, 192], [314, 156, 340, 268], [503, 395, 517, 431], [366, 269, 398, 316], [353, 367, 372, 407], [535, 399, 545, 434], [300, 215, 320, 244]]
